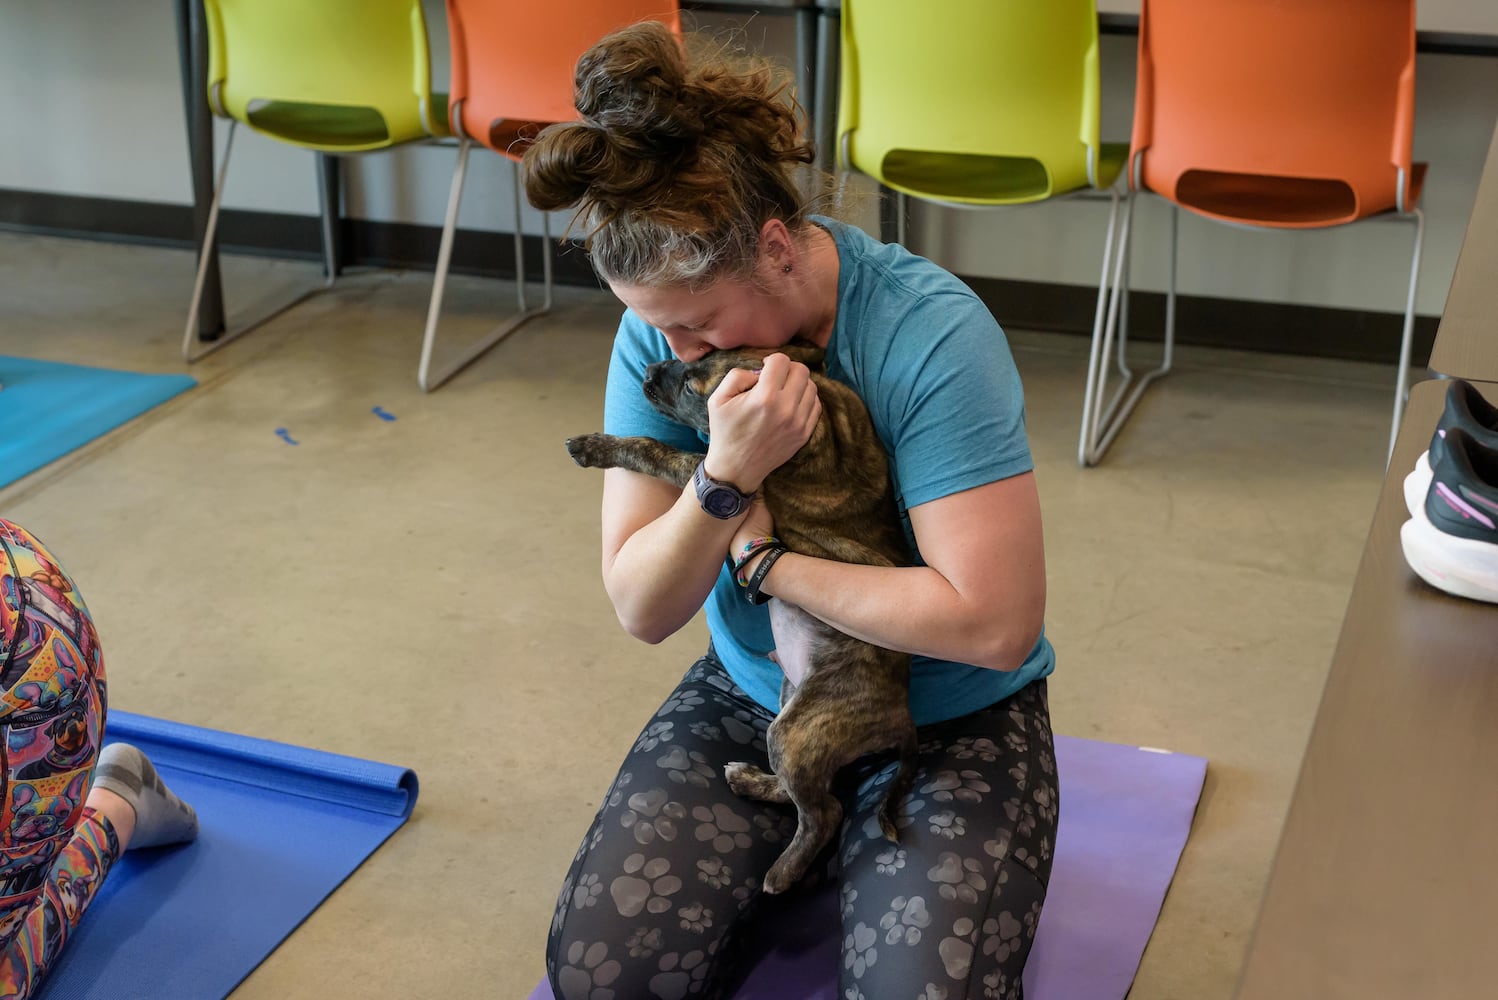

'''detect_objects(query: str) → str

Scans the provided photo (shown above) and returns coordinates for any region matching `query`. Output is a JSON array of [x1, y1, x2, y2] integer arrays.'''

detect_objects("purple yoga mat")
[[530, 735, 1207, 1000]]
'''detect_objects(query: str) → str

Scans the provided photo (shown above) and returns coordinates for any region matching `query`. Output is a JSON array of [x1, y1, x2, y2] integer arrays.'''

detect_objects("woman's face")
[[610, 267, 799, 362]]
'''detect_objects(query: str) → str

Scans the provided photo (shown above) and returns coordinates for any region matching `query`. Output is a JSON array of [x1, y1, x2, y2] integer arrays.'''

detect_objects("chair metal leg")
[[182, 120, 335, 363], [1079, 193, 1176, 466], [1387, 207, 1425, 464], [419, 147, 553, 392]]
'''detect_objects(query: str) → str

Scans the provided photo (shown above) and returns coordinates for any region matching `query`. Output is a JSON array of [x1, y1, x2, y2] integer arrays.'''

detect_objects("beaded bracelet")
[[733, 536, 782, 587], [744, 544, 789, 606]]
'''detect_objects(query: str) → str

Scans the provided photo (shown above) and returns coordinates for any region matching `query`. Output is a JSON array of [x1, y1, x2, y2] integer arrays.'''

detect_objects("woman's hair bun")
[[524, 21, 701, 214]]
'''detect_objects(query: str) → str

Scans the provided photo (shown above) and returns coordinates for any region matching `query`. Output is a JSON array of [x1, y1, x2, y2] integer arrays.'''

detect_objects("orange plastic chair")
[[1080, 0, 1427, 465], [420, 0, 682, 391]]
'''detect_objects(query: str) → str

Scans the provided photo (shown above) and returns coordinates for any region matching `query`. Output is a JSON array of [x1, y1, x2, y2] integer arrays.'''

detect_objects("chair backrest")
[[1131, 0, 1417, 227], [204, 0, 440, 152], [837, 0, 1106, 204], [446, 0, 682, 161]]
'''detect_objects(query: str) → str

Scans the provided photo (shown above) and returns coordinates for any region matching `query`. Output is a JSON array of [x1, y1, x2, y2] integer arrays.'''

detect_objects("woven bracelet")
[[733, 536, 782, 586]]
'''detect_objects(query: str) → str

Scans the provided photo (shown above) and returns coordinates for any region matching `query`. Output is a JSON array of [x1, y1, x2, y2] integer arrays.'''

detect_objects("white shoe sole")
[[1400, 503, 1498, 604], [1403, 450, 1432, 518]]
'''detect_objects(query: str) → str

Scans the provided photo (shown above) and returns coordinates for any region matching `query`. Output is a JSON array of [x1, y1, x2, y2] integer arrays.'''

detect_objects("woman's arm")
[[733, 471, 1046, 671], [598, 354, 822, 644]]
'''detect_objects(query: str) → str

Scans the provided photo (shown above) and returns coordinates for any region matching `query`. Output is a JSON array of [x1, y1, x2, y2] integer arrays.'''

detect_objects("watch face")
[[703, 487, 742, 518]]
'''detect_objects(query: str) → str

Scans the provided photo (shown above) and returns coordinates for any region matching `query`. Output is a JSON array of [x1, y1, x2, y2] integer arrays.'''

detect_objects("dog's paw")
[[725, 762, 787, 803], [565, 434, 614, 469]]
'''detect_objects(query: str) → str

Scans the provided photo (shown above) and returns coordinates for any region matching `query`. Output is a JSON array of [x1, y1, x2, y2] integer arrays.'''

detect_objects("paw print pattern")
[[1032, 782, 1057, 825], [982, 969, 1014, 1000], [692, 803, 753, 852], [948, 736, 1002, 762], [633, 721, 675, 754], [928, 810, 966, 840], [677, 901, 714, 933], [840, 882, 859, 919], [571, 872, 604, 909], [604, 770, 634, 810], [718, 710, 768, 752], [1002, 797, 1037, 838], [660, 690, 706, 715], [696, 856, 733, 890], [843, 987, 868, 1000], [556, 940, 622, 1000], [656, 746, 716, 787], [878, 894, 931, 946], [621, 789, 687, 845], [688, 720, 722, 742], [874, 845, 907, 876], [937, 916, 980, 980], [752, 808, 796, 844], [918, 985, 950, 1000], [843, 921, 879, 979], [627, 926, 665, 958], [926, 851, 988, 903], [920, 769, 992, 804], [648, 948, 711, 1000], [979, 910, 1027, 965], [610, 854, 683, 918]]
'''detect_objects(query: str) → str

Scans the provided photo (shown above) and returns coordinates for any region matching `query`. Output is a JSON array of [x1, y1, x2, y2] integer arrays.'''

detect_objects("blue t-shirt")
[[603, 216, 1055, 726]]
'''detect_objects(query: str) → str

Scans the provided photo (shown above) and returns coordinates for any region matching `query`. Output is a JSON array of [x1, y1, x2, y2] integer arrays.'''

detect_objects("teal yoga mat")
[[0, 357, 195, 489], [36, 711, 419, 1000]]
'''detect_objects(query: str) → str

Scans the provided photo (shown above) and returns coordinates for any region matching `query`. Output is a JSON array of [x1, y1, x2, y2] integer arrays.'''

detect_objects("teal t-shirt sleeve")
[[876, 292, 1032, 510], [603, 310, 705, 451]]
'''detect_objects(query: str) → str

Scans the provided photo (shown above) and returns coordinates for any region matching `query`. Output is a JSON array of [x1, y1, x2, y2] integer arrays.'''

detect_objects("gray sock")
[[92, 743, 199, 850]]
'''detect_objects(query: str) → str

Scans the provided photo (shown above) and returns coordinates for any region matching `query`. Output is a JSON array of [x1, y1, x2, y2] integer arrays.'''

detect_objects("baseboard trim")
[[1, 188, 1437, 365]]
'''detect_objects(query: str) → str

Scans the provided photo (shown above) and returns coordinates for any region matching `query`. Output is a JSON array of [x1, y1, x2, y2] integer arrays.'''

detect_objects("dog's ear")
[[778, 339, 826, 371]]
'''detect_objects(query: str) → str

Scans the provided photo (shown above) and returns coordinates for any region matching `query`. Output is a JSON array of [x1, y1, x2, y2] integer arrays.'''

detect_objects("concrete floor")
[[0, 230, 1399, 999]]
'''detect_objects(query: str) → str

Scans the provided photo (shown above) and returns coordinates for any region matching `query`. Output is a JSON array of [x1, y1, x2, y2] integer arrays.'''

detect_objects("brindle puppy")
[[565, 343, 918, 894]]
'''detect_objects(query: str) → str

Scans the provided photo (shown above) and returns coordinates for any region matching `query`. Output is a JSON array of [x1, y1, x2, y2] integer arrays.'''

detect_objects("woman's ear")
[[758, 218, 795, 270]]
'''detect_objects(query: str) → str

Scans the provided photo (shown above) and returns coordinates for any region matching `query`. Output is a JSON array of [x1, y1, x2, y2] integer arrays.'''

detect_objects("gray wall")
[[2, 1, 1496, 319]]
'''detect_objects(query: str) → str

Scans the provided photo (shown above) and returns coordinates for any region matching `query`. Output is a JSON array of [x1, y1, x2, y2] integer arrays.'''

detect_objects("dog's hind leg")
[[724, 762, 790, 803], [762, 786, 842, 895]]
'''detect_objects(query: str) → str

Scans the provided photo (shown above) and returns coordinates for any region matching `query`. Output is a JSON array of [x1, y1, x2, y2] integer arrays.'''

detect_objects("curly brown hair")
[[522, 21, 816, 289]]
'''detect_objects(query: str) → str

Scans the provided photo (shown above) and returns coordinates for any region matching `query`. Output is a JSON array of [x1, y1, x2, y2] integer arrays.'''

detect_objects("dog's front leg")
[[565, 434, 699, 488]]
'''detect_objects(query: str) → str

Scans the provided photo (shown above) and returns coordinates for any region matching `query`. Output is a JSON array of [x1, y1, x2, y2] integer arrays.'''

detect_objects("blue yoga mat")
[[36, 711, 419, 1000], [531, 736, 1207, 1000], [0, 356, 195, 489]]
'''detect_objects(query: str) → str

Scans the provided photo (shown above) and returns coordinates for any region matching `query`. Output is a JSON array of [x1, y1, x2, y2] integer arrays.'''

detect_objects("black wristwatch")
[[693, 460, 756, 519]]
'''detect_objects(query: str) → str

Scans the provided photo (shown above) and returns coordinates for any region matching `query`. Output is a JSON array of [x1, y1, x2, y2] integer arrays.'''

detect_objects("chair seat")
[[1167, 161, 1427, 228], [241, 92, 450, 151], [877, 140, 1127, 206]]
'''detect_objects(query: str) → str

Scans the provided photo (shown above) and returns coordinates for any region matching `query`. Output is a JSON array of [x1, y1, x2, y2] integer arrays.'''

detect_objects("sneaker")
[[1403, 379, 1498, 517], [1400, 427, 1498, 603]]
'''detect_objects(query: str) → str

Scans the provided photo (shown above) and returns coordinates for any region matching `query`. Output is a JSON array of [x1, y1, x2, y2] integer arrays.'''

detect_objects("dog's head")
[[642, 341, 826, 434]]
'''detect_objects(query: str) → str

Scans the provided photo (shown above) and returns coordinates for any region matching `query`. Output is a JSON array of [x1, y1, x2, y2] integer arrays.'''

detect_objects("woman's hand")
[[703, 353, 820, 494], [728, 498, 778, 563]]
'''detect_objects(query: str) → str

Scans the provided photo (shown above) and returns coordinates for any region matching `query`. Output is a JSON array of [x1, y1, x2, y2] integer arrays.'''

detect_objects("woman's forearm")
[[751, 553, 1044, 671], [602, 484, 742, 644]]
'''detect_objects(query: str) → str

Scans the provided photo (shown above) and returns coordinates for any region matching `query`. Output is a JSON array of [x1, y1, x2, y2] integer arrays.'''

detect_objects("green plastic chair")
[[837, 0, 1125, 208], [182, 0, 448, 363]]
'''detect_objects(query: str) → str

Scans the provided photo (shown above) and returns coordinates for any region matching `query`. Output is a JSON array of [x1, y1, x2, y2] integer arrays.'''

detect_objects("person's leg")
[[0, 523, 199, 998], [836, 680, 1059, 1000], [547, 653, 799, 1000]]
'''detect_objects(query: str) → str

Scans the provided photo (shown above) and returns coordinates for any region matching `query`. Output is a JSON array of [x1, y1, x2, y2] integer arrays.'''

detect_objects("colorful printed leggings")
[[0, 520, 121, 999], [547, 653, 1059, 1000]]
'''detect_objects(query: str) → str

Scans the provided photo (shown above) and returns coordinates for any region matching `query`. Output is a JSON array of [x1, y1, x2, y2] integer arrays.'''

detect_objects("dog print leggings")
[[547, 653, 1058, 1000], [0, 520, 119, 999]]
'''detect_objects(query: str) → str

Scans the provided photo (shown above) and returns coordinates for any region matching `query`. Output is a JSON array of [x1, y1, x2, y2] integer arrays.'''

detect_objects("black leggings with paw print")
[[546, 653, 1058, 1000]]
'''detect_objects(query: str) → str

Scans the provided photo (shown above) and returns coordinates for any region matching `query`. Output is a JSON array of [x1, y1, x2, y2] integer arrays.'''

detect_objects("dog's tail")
[[878, 728, 920, 843]]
